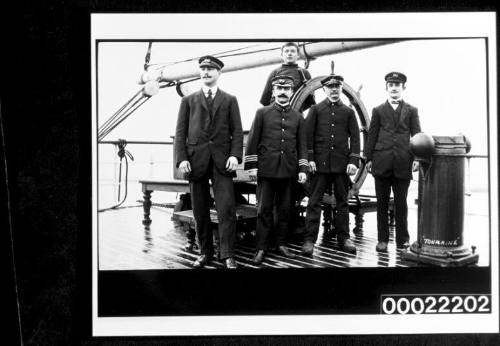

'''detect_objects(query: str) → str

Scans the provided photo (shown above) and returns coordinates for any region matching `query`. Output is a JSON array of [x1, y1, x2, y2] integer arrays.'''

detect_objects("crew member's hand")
[[226, 156, 239, 172], [412, 160, 420, 172], [309, 161, 317, 173], [179, 160, 191, 174], [248, 169, 258, 181], [366, 161, 372, 173], [346, 164, 358, 176], [298, 172, 307, 184]]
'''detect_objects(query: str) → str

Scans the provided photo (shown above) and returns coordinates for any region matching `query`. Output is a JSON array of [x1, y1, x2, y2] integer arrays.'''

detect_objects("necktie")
[[390, 100, 400, 105], [207, 89, 214, 119]]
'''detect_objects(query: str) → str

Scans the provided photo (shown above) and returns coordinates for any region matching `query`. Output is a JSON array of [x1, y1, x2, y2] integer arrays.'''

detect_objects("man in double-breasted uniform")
[[245, 75, 308, 265], [302, 74, 360, 255], [364, 71, 421, 252], [175, 55, 243, 269], [259, 42, 315, 240]]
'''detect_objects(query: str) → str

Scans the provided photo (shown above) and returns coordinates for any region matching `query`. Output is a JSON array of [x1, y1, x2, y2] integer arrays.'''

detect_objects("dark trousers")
[[190, 159, 236, 259], [256, 177, 293, 250], [374, 176, 411, 244], [305, 173, 350, 243]]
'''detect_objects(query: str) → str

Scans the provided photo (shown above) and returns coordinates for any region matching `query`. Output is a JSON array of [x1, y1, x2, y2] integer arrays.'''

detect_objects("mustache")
[[277, 94, 289, 98]]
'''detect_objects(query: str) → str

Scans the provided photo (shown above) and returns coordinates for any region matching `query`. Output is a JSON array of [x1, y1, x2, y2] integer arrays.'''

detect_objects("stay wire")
[[146, 43, 290, 70], [100, 89, 143, 129], [98, 89, 144, 140], [98, 94, 149, 141]]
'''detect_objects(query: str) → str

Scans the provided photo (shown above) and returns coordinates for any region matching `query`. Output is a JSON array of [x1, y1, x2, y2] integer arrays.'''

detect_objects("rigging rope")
[[145, 42, 300, 70], [98, 139, 134, 212], [100, 42, 314, 140], [98, 89, 143, 139], [144, 42, 153, 71], [145, 43, 265, 70], [98, 91, 150, 141], [98, 41, 158, 141]]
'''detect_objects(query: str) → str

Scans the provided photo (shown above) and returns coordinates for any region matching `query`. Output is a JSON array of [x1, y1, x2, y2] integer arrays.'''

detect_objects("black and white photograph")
[[91, 13, 498, 336]]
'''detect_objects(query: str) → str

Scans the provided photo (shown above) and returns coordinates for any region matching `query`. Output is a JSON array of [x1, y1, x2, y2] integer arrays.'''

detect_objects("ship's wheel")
[[290, 76, 370, 198]]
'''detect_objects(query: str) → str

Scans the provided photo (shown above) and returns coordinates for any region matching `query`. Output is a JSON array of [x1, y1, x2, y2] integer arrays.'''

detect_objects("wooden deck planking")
[[98, 200, 489, 270]]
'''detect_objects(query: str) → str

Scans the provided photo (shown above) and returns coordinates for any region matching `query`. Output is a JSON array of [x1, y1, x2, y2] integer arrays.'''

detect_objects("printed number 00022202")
[[380, 294, 491, 314]]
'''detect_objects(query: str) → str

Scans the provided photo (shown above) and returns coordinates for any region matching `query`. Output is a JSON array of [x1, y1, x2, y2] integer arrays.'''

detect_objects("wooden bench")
[[139, 179, 393, 235], [139, 179, 256, 226]]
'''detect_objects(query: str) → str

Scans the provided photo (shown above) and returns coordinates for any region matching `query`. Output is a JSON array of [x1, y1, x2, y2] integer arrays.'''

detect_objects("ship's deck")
[[97, 193, 490, 270]]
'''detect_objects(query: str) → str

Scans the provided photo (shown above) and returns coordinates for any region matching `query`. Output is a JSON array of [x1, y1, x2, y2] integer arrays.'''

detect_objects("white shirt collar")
[[388, 97, 403, 109], [202, 85, 218, 97]]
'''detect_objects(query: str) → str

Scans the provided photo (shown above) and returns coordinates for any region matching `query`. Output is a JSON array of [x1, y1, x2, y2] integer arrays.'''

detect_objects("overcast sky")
[[97, 39, 488, 155]]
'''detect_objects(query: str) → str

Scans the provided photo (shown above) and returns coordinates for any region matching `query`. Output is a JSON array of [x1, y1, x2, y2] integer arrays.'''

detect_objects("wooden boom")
[[139, 41, 400, 83]]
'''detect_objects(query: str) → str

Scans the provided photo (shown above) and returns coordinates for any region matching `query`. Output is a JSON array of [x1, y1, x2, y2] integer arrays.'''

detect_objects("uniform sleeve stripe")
[[298, 159, 309, 166], [349, 153, 361, 158], [244, 156, 258, 162], [307, 149, 314, 153]]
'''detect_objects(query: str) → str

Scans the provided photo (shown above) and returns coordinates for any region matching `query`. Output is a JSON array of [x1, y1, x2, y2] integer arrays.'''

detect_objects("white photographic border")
[[91, 12, 498, 336]]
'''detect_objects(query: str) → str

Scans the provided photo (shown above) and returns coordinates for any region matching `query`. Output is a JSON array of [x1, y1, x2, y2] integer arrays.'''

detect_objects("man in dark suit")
[[364, 72, 421, 252], [302, 74, 360, 256], [244, 75, 309, 265], [174, 56, 243, 269]]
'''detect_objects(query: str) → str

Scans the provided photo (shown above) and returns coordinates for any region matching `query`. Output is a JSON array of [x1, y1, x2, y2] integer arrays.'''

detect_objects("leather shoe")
[[278, 245, 296, 258], [376, 241, 388, 253], [397, 241, 410, 250], [193, 254, 212, 268], [340, 239, 357, 254], [301, 240, 314, 256], [224, 257, 238, 269], [253, 250, 265, 265]]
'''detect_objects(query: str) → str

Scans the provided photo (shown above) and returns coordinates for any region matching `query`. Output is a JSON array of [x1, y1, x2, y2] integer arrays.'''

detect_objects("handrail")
[[99, 140, 173, 145]]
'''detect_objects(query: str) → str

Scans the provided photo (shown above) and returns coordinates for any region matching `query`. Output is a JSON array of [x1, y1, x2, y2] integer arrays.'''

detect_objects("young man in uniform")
[[260, 42, 315, 111], [245, 75, 309, 265], [259, 42, 315, 242], [174, 56, 243, 269], [302, 74, 360, 256], [364, 72, 421, 252]]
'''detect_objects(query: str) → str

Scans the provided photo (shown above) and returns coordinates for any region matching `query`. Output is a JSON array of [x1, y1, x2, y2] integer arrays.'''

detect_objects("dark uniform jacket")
[[174, 89, 243, 181], [244, 103, 308, 178], [305, 98, 360, 173], [260, 63, 315, 111], [364, 100, 421, 180]]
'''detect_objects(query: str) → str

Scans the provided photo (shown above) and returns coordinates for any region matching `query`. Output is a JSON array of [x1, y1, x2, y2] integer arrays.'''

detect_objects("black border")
[[2, 2, 497, 343]]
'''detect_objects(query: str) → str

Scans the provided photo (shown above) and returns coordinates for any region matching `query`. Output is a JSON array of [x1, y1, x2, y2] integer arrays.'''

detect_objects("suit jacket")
[[305, 98, 360, 173], [364, 100, 421, 180], [174, 89, 243, 181], [244, 103, 308, 178]]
